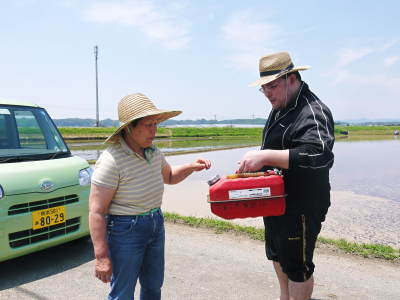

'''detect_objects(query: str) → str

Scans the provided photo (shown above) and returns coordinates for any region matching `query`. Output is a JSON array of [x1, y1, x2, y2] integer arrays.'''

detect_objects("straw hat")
[[105, 93, 182, 143], [249, 51, 310, 87]]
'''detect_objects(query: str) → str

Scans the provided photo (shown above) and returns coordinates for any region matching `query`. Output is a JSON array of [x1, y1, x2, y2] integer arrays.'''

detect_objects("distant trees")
[[53, 118, 267, 127], [53, 117, 400, 128]]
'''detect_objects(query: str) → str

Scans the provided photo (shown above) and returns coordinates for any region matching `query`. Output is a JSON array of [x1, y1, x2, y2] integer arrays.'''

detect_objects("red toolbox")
[[207, 171, 286, 219]]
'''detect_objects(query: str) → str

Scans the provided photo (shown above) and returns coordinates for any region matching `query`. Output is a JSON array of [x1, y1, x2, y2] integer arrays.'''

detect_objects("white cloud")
[[336, 47, 374, 68], [85, 0, 191, 49], [334, 39, 399, 69], [332, 70, 400, 88], [14, 0, 38, 6], [329, 39, 400, 86], [221, 10, 283, 71], [384, 56, 400, 67], [380, 39, 399, 51]]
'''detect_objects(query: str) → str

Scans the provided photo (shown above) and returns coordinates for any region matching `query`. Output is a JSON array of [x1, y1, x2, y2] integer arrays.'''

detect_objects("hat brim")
[[248, 65, 311, 87], [104, 109, 182, 143]]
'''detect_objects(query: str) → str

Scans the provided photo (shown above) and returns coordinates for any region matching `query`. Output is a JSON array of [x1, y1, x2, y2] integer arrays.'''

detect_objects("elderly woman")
[[89, 93, 211, 300]]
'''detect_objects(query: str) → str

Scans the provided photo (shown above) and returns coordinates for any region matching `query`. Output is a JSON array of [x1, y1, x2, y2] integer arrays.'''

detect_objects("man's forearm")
[[262, 149, 289, 169]]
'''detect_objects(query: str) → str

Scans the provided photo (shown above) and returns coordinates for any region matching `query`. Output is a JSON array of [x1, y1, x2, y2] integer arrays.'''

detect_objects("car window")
[[15, 110, 47, 149]]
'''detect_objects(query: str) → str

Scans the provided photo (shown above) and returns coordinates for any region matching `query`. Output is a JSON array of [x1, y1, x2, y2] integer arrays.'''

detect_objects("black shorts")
[[263, 214, 324, 282]]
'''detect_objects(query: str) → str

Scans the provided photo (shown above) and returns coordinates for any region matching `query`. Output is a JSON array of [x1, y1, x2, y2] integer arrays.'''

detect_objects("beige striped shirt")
[[91, 139, 167, 215]]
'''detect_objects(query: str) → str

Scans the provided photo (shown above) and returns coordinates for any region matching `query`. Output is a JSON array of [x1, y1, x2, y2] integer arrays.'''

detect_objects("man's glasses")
[[258, 78, 284, 94]]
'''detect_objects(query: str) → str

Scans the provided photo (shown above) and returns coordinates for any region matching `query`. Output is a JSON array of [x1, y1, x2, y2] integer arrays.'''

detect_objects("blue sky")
[[1, 0, 399, 121]]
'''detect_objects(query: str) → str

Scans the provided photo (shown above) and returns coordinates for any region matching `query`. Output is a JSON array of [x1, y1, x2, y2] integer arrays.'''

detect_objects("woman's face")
[[127, 115, 159, 150]]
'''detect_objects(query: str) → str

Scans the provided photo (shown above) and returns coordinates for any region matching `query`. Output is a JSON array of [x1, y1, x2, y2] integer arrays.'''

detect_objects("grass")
[[164, 212, 400, 261], [318, 237, 400, 260], [158, 127, 263, 137], [59, 125, 399, 140], [59, 127, 116, 138], [335, 125, 399, 135], [164, 212, 265, 241], [59, 127, 264, 138]]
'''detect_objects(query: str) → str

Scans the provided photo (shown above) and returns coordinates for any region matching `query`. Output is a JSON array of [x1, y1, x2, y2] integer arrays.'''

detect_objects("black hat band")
[[260, 63, 294, 77]]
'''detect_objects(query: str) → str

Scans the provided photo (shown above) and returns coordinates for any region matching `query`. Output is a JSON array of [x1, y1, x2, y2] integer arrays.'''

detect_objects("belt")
[[137, 207, 160, 216]]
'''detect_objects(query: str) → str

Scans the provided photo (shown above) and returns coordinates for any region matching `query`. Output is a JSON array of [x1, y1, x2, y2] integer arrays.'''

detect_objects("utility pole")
[[94, 45, 99, 127]]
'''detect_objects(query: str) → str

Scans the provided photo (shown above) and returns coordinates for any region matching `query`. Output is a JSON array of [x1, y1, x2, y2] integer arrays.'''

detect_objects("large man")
[[238, 52, 334, 300]]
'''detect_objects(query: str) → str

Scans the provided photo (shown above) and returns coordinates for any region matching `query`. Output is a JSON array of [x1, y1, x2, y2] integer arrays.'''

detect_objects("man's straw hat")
[[249, 51, 310, 87], [105, 93, 181, 143]]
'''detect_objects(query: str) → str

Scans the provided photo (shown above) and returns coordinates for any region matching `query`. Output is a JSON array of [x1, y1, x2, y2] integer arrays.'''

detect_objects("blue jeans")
[[107, 209, 165, 300]]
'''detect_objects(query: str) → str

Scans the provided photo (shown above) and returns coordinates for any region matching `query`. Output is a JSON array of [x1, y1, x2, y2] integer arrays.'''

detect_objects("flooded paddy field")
[[67, 136, 260, 161], [68, 135, 400, 202]]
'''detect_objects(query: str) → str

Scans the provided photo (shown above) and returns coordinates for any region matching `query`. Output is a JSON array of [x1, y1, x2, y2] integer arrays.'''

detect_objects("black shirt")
[[261, 82, 335, 215]]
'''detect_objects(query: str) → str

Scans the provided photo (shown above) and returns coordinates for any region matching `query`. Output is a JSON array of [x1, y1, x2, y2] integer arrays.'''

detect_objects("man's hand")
[[237, 150, 266, 173], [95, 256, 113, 283], [237, 149, 289, 173]]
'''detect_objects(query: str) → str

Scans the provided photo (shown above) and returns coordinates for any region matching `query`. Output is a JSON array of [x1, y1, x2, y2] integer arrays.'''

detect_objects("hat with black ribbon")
[[249, 51, 310, 87], [105, 93, 181, 143]]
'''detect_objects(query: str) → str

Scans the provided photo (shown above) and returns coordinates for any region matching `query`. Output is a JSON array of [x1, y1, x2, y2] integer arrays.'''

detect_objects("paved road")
[[1, 222, 399, 300]]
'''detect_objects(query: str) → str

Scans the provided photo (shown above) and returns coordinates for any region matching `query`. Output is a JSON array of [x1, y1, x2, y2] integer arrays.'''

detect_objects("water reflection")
[[330, 139, 400, 201], [164, 139, 400, 202], [68, 137, 259, 161], [69, 136, 400, 202]]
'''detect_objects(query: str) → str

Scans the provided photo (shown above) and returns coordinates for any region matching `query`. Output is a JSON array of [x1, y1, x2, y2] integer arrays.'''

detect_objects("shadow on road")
[[0, 236, 94, 291]]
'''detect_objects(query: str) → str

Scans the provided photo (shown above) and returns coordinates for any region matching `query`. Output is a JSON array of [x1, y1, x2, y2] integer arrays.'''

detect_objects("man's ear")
[[287, 73, 295, 83]]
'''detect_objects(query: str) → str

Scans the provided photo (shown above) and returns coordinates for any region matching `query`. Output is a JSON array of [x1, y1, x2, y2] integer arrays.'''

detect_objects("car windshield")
[[0, 105, 69, 161]]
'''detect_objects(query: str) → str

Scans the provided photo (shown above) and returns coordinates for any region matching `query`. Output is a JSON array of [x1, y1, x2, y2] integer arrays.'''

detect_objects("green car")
[[0, 99, 91, 262]]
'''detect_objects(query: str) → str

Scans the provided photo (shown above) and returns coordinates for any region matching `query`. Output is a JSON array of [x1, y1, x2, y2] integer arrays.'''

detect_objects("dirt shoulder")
[[1, 222, 399, 300]]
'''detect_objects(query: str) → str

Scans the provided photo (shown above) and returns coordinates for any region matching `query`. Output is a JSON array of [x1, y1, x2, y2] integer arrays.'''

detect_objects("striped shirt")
[[91, 139, 167, 215]]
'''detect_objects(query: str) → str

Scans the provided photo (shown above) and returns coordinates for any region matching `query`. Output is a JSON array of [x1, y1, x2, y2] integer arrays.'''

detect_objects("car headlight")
[[79, 167, 92, 186], [0, 185, 4, 199]]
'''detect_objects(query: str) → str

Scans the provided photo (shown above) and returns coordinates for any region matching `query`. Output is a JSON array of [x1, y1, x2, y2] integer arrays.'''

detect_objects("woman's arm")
[[162, 158, 211, 184], [89, 183, 116, 283]]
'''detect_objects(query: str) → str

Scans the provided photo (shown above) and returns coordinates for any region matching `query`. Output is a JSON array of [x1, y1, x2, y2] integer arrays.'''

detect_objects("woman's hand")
[[162, 158, 211, 184], [95, 256, 113, 283], [191, 158, 211, 171]]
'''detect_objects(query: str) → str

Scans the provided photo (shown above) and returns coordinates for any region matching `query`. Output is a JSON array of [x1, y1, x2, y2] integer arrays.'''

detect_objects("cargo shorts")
[[263, 214, 324, 282]]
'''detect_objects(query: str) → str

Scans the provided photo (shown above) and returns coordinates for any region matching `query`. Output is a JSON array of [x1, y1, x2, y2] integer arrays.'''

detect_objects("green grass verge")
[[164, 212, 265, 241], [59, 125, 399, 139], [336, 125, 399, 135], [59, 126, 263, 138], [164, 212, 400, 261]]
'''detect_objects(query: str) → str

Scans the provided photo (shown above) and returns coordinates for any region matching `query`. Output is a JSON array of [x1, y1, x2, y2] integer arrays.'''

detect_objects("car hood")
[[0, 156, 89, 196]]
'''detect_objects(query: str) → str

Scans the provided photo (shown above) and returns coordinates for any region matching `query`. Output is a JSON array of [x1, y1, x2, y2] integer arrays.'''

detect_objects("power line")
[[94, 45, 99, 127]]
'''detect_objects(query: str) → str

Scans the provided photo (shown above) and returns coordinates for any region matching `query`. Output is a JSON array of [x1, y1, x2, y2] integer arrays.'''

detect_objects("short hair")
[[130, 118, 142, 128], [119, 117, 143, 140]]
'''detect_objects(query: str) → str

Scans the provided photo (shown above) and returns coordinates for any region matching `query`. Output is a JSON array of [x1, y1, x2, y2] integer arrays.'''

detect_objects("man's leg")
[[266, 215, 322, 300], [288, 275, 314, 300], [272, 260, 314, 300], [272, 261, 289, 300]]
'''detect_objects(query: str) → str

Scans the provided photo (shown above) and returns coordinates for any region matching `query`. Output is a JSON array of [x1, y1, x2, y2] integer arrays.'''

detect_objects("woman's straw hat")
[[249, 51, 310, 87], [105, 93, 182, 143]]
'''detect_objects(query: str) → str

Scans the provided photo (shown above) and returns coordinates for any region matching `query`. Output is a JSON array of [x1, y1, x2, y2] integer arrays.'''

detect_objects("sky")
[[1, 0, 399, 122]]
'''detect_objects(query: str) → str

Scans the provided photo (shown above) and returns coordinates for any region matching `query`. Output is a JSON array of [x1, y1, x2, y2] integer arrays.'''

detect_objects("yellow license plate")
[[32, 206, 66, 230]]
